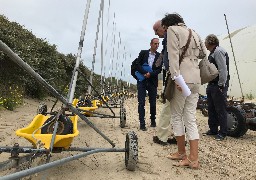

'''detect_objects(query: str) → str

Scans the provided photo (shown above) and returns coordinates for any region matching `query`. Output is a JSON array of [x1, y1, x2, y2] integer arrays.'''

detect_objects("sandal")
[[173, 157, 199, 169], [167, 152, 186, 160], [187, 157, 199, 169]]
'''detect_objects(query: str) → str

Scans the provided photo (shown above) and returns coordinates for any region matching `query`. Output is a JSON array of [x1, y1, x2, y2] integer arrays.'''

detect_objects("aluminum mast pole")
[[224, 14, 244, 98], [67, 0, 92, 103], [88, 0, 104, 94], [100, 0, 104, 93]]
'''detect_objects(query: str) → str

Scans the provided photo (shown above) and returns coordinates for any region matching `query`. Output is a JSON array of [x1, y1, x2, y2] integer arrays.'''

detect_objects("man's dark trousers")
[[206, 83, 228, 136], [137, 79, 157, 128]]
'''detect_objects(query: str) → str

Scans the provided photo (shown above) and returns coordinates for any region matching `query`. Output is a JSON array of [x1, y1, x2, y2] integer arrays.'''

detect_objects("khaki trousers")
[[156, 101, 172, 142]]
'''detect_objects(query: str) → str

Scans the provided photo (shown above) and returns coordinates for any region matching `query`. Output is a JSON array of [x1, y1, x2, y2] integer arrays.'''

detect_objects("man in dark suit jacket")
[[135, 38, 162, 131]]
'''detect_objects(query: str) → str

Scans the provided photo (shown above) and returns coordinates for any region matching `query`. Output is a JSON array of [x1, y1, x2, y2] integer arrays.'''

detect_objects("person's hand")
[[144, 72, 151, 78], [176, 84, 182, 92], [155, 54, 163, 67], [218, 85, 224, 92]]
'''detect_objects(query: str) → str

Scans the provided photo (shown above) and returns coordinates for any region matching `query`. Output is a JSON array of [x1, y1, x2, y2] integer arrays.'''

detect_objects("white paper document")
[[174, 75, 191, 97]]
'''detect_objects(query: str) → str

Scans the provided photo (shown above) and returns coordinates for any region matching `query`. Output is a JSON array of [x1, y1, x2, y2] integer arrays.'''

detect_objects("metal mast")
[[67, 0, 92, 103]]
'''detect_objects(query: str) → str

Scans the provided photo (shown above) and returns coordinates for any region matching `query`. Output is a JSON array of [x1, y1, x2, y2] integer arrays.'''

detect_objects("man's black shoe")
[[140, 127, 147, 131], [167, 137, 177, 144], [203, 130, 218, 136], [215, 134, 226, 141], [150, 124, 156, 127], [153, 136, 168, 146]]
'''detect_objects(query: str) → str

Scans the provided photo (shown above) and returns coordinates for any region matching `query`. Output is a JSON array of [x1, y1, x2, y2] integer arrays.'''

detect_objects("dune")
[[0, 97, 256, 179]]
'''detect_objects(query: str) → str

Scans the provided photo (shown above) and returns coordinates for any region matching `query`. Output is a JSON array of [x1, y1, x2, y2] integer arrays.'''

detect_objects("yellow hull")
[[16, 114, 79, 149], [72, 98, 98, 116]]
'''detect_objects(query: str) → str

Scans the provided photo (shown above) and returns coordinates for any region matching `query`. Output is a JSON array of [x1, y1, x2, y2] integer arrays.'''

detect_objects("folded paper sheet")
[[174, 75, 191, 97]]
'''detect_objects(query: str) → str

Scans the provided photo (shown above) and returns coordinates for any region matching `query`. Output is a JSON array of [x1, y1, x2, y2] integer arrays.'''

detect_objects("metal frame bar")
[[77, 108, 120, 118], [0, 147, 47, 154], [0, 148, 126, 180]]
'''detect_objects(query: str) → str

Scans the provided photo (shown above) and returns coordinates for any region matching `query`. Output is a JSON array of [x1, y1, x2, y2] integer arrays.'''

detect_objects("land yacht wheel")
[[227, 106, 248, 137], [125, 131, 138, 171], [37, 103, 47, 115], [120, 107, 126, 128], [41, 115, 73, 135]]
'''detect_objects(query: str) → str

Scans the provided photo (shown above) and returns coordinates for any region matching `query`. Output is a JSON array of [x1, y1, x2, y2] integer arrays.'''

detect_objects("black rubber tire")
[[120, 107, 126, 128], [125, 131, 138, 171], [227, 106, 248, 137], [201, 108, 208, 117], [41, 115, 73, 135], [37, 104, 47, 115], [76, 99, 92, 107]]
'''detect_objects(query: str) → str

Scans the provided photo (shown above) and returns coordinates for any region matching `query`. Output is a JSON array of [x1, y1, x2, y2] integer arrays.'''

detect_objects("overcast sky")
[[1, 0, 256, 84]]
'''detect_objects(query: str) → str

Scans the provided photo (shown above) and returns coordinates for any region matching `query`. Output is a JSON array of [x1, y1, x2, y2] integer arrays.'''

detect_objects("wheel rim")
[[47, 121, 65, 134], [227, 112, 238, 131]]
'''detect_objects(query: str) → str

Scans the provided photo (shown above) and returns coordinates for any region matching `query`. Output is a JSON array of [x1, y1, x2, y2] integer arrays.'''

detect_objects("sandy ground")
[[1, 97, 256, 180]]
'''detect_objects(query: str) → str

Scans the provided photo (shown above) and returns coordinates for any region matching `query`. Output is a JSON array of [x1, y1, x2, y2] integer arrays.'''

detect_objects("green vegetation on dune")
[[0, 15, 135, 110]]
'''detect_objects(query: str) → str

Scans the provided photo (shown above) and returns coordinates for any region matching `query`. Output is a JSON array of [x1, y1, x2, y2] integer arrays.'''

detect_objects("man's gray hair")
[[205, 34, 219, 46]]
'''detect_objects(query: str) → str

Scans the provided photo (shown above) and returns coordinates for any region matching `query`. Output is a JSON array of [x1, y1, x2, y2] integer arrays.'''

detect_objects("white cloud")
[[1, 0, 256, 85]]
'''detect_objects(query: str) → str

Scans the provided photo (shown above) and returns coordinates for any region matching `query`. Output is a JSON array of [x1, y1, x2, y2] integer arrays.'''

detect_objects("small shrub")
[[0, 85, 24, 111], [3, 98, 16, 111], [246, 93, 254, 100]]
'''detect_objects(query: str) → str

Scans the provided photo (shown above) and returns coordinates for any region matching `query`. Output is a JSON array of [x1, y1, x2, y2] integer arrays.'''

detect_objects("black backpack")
[[131, 58, 138, 80]]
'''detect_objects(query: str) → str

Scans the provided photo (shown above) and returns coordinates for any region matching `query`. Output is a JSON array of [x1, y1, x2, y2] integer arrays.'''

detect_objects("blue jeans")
[[137, 79, 157, 128], [206, 83, 228, 136]]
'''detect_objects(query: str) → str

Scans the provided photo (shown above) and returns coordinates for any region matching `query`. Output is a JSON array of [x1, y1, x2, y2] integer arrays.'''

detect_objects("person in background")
[[162, 13, 206, 169], [152, 20, 177, 145], [135, 38, 162, 131], [203, 34, 229, 141]]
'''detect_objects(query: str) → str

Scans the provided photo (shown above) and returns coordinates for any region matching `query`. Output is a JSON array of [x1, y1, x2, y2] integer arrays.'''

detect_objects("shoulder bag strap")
[[165, 28, 192, 82], [179, 28, 192, 65]]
